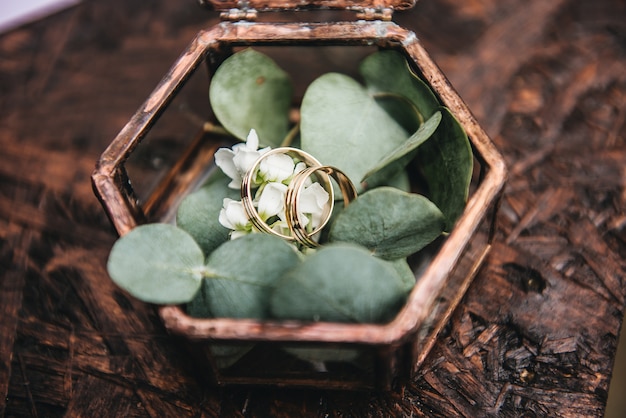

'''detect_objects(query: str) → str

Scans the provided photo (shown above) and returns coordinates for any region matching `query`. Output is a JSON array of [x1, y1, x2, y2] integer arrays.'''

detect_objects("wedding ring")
[[285, 165, 357, 248], [241, 147, 357, 248], [240, 147, 331, 242]]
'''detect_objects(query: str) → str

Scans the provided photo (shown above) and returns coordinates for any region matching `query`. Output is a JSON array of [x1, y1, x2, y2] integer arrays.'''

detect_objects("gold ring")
[[285, 165, 357, 248], [240, 147, 331, 242]]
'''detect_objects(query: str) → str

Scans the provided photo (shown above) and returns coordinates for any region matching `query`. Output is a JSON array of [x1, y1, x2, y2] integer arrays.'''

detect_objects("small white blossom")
[[218, 198, 253, 239], [293, 162, 313, 187], [298, 182, 330, 228], [259, 153, 295, 183], [215, 130, 331, 243], [214, 129, 270, 189], [258, 182, 288, 220]]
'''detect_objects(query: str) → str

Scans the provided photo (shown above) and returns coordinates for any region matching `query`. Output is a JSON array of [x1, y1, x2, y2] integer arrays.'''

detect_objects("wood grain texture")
[[1, 0, 625, 416]]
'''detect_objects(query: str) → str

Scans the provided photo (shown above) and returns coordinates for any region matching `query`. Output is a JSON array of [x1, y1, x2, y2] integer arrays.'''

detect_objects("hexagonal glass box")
[[92, 0, 506, 390]]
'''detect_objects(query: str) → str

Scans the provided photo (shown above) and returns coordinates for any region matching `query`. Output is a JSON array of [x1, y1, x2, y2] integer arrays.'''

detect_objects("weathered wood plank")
[[65, 374, 137, 418], [0, 230, 31, 416], [1, 0, 625, 416]]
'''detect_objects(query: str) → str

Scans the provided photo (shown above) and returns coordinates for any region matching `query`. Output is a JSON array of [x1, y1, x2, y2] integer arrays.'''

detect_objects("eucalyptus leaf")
[[186, 280, 256, 368], [186, 282, 212, 318], [300, 73, 409, 190], [417, 107, 473, 231], [203, 234, 300, 319], [209, 48, 293, 147], [176, 176, 239, 256], [361, 111, 442, 189], [384, 170, 411, 192], [385, 258, 417, 294], [107, 224, 205, 304], [328, 187, 446, 260], [373, 93, 421, 134], [360, 50, 440, 120], [270, 243, 407, 323]]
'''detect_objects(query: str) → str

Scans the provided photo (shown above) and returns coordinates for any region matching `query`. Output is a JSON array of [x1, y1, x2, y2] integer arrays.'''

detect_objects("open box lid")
[[199, 0, 417, 13]]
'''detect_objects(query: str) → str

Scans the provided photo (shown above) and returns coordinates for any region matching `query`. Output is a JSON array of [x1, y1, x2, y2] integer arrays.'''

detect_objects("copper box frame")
[[92, 17, 507, 390]]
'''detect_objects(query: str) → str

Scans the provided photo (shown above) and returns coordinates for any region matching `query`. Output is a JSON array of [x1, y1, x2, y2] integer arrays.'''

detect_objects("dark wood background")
[[1, 0, 625, 416]]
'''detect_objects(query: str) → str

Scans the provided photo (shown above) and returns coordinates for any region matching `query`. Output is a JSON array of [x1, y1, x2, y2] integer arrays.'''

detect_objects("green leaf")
[[203, 234, 301, 319], [328, 187, 446, 260], [384, 170, 411, 192], [270, 243, 407, 323], [209, 48, 293, 147], [186, 282, 256, 367], [361, 111, 442, 189], [360, 50, 473, 231], [417, 107, 473, 231], [385, 258, 417, 294], [300, 73, 409, 190], [107, 224, 205, 304], [176, 176, 239, 256], [372, 93, 422, 134], [186, 283, 212, 318], [360, 50, 440, 120]]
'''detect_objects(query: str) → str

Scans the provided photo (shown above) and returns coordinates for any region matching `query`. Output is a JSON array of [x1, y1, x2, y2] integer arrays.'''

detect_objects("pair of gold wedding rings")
[[240, 147, 357, 248]]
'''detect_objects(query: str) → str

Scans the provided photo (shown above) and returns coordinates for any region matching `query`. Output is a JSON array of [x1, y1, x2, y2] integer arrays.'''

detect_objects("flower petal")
[[258, 182, 287, 219], [233, 147, 264, 176], [259, 153, 295, 183], [270, 219, 290, 236], [293, 162, 313, 187], [299, 182, 330, 228], [245, 128, 259, 150], [215, 148, 241, 188], [219, 198, 250, 231], [230, 230, 250, 240], [299, 182, 329, 213]]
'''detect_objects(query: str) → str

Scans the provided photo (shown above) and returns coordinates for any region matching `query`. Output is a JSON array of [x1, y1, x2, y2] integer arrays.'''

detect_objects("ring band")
[[240, 147, 330, 242], [240, 147, 357, 248], [285, 165, 357, 247]]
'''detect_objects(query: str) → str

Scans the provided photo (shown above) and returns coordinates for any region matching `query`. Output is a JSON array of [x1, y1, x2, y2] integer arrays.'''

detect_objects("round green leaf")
[[176, 175, 239, 256], [417, 107, 473, 231], [107, 224, 205, 304], [204, 234, 300, 319], [360, 50, 440, 119], [209, 48, 293, 147], [300, 73, 409, 190], [270, 243, 407, 323], [328, 187, 446, 260]]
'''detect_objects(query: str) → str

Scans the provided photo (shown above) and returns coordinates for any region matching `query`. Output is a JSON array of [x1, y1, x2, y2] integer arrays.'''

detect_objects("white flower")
[[257, 182, 288, 220], [258, 153, 295, 184], [293, 162, 313, 187], [215, 129, 270, 189], [218, 198, 253, 239], [270, 219, 291, 237], [215, 131, 331, 243], [298, 182, 330, 228]]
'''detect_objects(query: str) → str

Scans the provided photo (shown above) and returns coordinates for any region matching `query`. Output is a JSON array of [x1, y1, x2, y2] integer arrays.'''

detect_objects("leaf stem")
[[280, 122, 300, 147], [202, 121, 235, 138]]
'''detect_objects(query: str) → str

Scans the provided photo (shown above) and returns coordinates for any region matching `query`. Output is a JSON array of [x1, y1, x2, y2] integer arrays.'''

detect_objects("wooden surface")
[[1, 0, 625, 416]]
